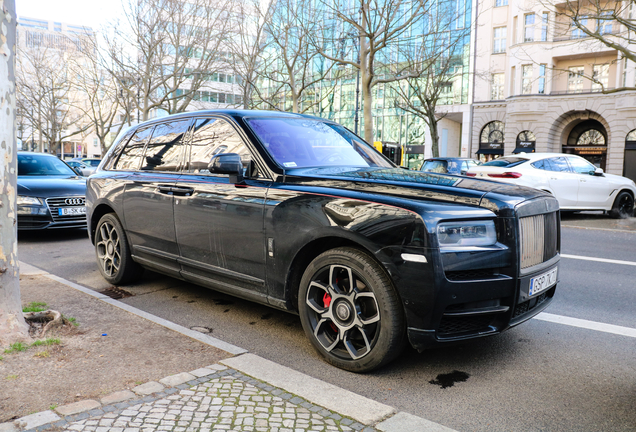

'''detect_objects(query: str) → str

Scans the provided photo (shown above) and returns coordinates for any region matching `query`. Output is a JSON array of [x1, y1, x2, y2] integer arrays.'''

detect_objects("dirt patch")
[[0, 275, 232, 423]]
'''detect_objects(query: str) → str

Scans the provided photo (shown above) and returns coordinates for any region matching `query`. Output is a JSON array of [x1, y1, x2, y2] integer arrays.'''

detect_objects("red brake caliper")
[[323, 293, 338, 333]]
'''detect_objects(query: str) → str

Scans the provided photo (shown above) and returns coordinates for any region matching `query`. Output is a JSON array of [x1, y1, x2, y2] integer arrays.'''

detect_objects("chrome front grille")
[[519, 212, 558, 269], [46, 196, 86, 223]]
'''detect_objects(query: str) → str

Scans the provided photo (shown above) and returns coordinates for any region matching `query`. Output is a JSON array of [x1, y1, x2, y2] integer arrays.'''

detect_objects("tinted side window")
[[103, 130, 134, 170], [141, 119, 191, 172], [547, 157, 571, 172], [421, 160, 447, 173], [115, 126, 154, 170], [531, 159, 546, 170], [187, 118, 256, 176], [567, 157, 596, 175]]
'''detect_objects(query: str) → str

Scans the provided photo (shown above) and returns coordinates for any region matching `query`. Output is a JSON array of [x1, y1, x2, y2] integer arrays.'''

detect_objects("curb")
[[4, 261, 459, 432]]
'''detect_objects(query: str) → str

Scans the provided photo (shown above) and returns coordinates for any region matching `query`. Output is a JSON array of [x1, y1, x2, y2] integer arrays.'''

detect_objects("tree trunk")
[[0, 0, 30, 347]]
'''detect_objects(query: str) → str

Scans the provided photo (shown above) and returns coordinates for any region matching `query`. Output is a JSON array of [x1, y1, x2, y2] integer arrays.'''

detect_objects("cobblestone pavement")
[[51, 367, 377, 432]]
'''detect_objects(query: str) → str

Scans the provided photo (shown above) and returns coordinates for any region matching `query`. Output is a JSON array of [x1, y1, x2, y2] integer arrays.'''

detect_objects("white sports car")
[[466, 153, 636, 218]]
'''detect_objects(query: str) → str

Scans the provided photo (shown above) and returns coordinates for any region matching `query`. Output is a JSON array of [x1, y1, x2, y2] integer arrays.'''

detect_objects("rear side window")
[[482, 157, 528, 167], [421, 160, 447, 173], [115, 126, 154, 170], [141, 119, 191, 172], [546, 157, 571, 172]]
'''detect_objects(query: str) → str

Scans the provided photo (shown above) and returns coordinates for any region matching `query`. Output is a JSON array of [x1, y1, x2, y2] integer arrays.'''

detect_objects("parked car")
[[87, 110, 560, 372], [79, 158, 102, 168], [17, 152, 87, 230], [466, 153, 636, 218], [66, 160, 96, 176], [420, 157, 482, 175]]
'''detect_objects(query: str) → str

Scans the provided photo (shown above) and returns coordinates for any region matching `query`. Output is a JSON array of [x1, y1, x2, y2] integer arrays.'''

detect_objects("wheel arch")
[[284, 235, 400, 314], [89, 203, 117, 245]]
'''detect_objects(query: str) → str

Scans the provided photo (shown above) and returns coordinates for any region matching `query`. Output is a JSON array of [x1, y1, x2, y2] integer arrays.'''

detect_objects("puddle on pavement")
[[429, 370, 470, 389]]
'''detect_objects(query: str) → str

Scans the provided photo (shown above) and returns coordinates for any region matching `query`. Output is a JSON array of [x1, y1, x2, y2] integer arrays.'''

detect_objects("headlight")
[[437, 220, 497, 247], [17, 196, 43, 206]]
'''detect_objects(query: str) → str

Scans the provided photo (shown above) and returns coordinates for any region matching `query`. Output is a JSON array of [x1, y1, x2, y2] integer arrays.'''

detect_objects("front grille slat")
[[519, 212, 558, 269], [46, 196, 86, 223]]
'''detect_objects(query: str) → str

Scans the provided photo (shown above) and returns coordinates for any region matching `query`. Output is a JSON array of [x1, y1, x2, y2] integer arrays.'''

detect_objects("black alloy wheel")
[[610, 191, 635, 219], [298, 247, 405, 373], [95, 213, 143, 285]]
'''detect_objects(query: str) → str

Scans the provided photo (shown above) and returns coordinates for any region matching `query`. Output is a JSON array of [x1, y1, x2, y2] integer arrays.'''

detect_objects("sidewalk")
[[560, 212, 636, 232], [0, 263, 456, 432]]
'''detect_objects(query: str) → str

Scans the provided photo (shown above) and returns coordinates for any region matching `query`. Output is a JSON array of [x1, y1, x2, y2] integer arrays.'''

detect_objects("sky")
[[16, 0, 122, 30]]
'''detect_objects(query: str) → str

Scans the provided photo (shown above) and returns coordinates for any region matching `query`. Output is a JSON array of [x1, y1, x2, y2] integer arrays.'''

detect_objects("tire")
[[610, 191, 635, 219], [298, 247, 405, 373], [94, 213, 144, 285]]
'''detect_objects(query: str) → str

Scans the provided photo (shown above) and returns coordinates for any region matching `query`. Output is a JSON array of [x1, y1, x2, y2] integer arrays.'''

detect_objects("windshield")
[[482, 157, 528, 168], [246, 118, 392, 169], [18, 154, 77, 176]]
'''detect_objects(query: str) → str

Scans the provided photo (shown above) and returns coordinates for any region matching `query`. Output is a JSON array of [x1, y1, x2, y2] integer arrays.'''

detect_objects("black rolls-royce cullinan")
[[86, 110, 560, 372]]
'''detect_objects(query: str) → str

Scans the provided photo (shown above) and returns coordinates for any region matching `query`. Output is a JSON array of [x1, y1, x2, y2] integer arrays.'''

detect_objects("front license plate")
[[59, 207, 86, 216], [529, 267, 558, 296]]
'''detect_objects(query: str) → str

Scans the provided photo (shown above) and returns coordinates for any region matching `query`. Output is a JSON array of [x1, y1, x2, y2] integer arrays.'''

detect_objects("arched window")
[[577, 129, 605, 146], [477, 121, 505, 158], [514, 130, 536, 153]]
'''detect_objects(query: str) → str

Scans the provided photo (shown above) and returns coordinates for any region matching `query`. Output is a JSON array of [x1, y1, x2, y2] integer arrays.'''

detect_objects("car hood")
[[283, 166, 549, 212], [18, 176, 87, 198], [605, 172, 636, 189]]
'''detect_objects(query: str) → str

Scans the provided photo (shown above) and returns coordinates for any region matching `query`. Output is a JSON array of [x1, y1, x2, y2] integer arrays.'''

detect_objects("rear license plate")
[[59, 207, 86, 216], [529, 267, 558, 296]]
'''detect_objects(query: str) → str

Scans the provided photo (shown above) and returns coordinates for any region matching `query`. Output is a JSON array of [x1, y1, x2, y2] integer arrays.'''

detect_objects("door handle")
[[171, 186, 195, 196], [157, 185, 174, 194]]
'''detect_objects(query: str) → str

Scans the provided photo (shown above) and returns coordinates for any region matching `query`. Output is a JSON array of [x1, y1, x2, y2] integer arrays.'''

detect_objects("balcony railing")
[[553, 28, 620, 43]]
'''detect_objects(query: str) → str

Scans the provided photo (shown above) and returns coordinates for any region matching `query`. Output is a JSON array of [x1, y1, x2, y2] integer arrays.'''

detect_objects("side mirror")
[[73, 167, 84, 176], [593, 167, 604, 176], [208, 153, 244, 183]]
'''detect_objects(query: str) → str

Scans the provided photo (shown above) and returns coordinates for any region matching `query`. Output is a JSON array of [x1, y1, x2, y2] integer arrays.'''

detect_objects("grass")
[[34, 351, 50, 358], [3, 339, 60, 354], [22, 302, 47, 313], [63, 315, 79, 327], [5, 375, 18, 380], [49, 404, 58, 411]]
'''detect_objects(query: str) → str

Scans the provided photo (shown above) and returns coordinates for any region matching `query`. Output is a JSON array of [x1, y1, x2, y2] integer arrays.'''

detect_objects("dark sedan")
[[17, 152, 87, 230], [87, 110, 560, 372], [421, 157, 482, 175]]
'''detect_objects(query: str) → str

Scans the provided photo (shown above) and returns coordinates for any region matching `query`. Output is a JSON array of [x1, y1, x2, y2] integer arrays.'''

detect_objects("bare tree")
[[16, 47, 90, 155], [312, 0, 429, 143], [541, 0, 636, 63], [391, 6, 471, 157], [0, 0, 30, 346], [70, 41, 128, 157], [226, 0, 271, 109], [102, 0, 238, 121], [254, 0, 337, 113]]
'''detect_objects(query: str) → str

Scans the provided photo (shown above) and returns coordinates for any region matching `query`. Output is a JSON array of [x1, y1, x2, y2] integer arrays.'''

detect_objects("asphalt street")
[[16, 215, 636, 432]]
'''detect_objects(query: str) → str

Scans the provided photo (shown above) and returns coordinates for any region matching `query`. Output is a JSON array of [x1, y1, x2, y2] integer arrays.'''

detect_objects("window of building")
[[491, 73, 505, 100], [524, 14, 535, 42], [541, 13, 549, 41], [598, 11, 613, 35], [571, 16, 588, 39], [592, 64, 610, 91], [478, 121, 505, 159], [522, 65, 533, 94], [495, 0, 508, 6], [538, 64, 546, 94], [568, 66, 584, 93], [493, 27, 507, 53]]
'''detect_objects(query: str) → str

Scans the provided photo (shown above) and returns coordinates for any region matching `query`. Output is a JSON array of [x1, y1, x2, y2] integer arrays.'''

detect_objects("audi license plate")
[[59, 207, 86, 216], [529, 267, 558, 296]]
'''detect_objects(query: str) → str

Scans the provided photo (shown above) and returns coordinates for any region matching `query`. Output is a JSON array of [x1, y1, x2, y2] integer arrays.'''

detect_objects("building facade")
[[470, 0, 636, 181]]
